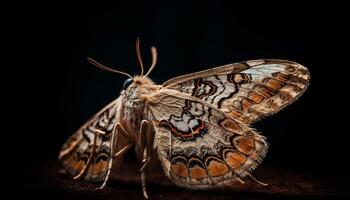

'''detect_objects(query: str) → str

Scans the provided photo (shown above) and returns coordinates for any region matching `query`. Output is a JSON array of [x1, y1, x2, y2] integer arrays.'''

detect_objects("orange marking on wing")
[[65, 156, 85, 171], [265, 79, 285, 90], [86, 162, 94, 175], [93, 160, 108, 174], [229, 110, 243, 118], [241, 99, 253, 112], [233, 136, 255, 155], [74, 160, 85, 171], [272, 72, 290, 81], [190, 165, 207, 179], [171, 163, 189, 178], [224, 151, 247, 169], [206, 159, 229, 177], [255, 85, 277, 98], [248, 91, 265, 104], [220, 118, 241, 133]]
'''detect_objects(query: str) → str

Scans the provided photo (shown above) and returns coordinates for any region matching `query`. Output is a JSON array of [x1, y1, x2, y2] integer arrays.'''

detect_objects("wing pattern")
[[149, 92, 268, 188], [59, 99, 119, 182], [149, 59, 309, 188], [164, 59, 309, 124]]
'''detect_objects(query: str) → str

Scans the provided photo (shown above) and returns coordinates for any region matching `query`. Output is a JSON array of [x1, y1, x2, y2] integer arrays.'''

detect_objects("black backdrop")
[[10, 0, 349, 190]]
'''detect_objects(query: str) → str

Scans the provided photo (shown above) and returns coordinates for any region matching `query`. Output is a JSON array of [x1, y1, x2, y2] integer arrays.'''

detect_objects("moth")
[[59, 38, 310, 198]]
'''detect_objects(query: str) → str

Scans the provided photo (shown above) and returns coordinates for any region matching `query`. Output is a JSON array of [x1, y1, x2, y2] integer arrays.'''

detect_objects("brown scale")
[[171, 157, 189, 178], [228, 110, 243, 118], [297, 68, 309, 75], [92, 160, 108, 175], [63, 153, 87, 176], [232, 62, 251, 72], [86, 157, 108, 178], [278, 91, 294, 102], [248, 91, 265, 104], [266, 99, 279, 110], [188, 157, 207, 180], [289, 75, 309, 86], [219, 118, 242, 133], [272, 71, 307, 88], [205, 156, 229, 177], [254, 85, 278, 98], [232, 136, 255, 155], [238, 72, 288, 113], [92, 152, 109, 174], [272, 72, 290, 82], [86, 163, 102, 179], [64, 156, 85, 173], [222, 148, 247, 169], [241, 98, 255, 113], [265, 79, 286, 90]]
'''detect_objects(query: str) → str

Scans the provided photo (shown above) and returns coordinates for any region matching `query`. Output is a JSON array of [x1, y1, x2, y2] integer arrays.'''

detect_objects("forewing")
[[148, 91, 268, 188], [163, 59, 309, 124], [59, 97, 120, 182]]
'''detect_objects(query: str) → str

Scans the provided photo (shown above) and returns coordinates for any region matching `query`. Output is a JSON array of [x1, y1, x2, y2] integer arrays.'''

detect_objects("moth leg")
[[138, 120, 152, 199], [236, 177, 246, 184], [113, 143, 134, 158], [116, 122, 134, 141], [246, 172, 268, 186], [141, 149, 149, 199], [98, 124, 133, 189], [113, 123, 134, 159]]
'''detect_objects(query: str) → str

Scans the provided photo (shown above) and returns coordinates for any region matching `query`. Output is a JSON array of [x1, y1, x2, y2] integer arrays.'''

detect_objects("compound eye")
[[123, 78, 133, 90]]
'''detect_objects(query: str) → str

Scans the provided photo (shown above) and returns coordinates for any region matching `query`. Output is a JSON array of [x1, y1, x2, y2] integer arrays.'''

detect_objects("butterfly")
[[59, 38, 310, 198]]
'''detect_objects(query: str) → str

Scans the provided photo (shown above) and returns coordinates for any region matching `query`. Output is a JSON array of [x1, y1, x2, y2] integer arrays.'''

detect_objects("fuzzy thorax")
[[122, 76, 159, 138]]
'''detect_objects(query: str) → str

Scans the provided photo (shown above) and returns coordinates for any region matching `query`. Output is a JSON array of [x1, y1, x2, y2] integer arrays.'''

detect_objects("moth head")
[[123, 77, 133, 90], [86, 37, 158, 90], [121, 76, 156, 92], [123, 76, 155, 90]]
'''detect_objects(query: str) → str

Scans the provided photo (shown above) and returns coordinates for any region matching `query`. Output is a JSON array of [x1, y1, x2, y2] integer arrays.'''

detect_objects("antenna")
[[145, 47, 158, 77], [136, 37, 144, 76], [87, 57, 133, 79]]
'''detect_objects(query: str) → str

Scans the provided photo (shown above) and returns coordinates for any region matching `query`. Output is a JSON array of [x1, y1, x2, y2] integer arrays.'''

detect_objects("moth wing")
[[163, 59, 310, 124], [148, 91, 268, 188], [59, 97, 121, 182]]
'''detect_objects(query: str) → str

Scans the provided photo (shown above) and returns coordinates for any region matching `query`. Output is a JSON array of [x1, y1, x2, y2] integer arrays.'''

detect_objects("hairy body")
[[59, 39, 310, 198]]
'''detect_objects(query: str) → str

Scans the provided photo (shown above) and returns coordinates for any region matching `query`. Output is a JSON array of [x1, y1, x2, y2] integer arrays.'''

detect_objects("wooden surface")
[[22, 159, 345, 200]]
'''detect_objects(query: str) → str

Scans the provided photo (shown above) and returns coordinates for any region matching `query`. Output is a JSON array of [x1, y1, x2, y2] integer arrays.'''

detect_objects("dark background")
[[9, 0, 349, 198]]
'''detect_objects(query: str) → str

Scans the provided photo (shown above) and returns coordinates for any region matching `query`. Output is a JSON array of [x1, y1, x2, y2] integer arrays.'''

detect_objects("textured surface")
[[22, 159, 344, 200], [149, 59, 309, 188]]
